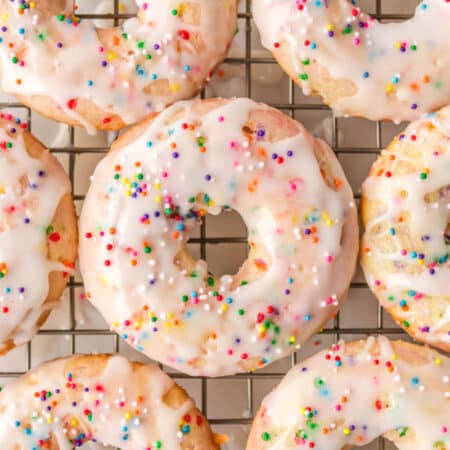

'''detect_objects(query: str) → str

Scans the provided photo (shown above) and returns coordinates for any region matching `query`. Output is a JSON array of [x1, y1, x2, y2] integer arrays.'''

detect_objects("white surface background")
[[0, 1, 420, 449]]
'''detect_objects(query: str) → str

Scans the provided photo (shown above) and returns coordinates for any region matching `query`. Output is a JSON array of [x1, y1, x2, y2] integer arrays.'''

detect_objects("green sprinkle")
[[144, 246, 152, 254], [137, 41, 145, 49], [299, 73, 309, 81], [207, 276, 215, 287], [182, 295, 189, 303], [57, 14, 65, 21], [238, 309, 245, 316], [403, 320, 410, 328], [261, 432, 271, 442], [171, 9, 178, 15]]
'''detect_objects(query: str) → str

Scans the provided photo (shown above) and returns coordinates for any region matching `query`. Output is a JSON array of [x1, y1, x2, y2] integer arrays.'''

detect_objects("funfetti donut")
[[0, 1, 237, 133], [253, 0, 450, 122], [361, 106, 450, 352], [247, 336, 450, 450], [79, 97, 358, 377], [0, 354, 220, 449], [0, 112, 77, 355]]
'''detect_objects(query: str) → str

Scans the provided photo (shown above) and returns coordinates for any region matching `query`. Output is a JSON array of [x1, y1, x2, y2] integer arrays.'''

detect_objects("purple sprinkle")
[[287, 150, 293, 157], [271, 153, 278, 160], [205, 174, 212, 181]]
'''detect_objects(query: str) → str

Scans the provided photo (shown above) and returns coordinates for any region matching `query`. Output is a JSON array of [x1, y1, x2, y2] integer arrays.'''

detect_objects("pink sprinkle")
[[401, 249, 407, 256], [218, 116, 225, 122], [353, 38, 361, 45], [335, 404, 342, 411], [326, 255, 333, 263], [374, 280, 381, 286]]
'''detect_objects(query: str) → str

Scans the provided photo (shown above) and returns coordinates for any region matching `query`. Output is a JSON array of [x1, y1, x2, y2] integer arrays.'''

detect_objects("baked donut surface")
[[253, 0, 450, 122], [0, 354, 220, 449], [0, 112, 77, 355], [361, 106, 450, 352], [79, 97, 358, 377], [247, 336, 450, 450], [0, 1, 237, 132]]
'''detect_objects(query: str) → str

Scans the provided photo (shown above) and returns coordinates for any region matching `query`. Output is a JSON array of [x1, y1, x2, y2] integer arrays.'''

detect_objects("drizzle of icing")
[[253, 0, 450, 122], [251, 336, 450, 450], [0, 0, 237, 132], [79, 98, 358, 377], [0, 355, 200, 449], [361, 107, 450, 349], [0, 112, 71, 352]]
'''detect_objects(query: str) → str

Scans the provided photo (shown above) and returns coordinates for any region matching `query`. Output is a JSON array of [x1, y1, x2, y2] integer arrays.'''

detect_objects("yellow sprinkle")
[[71, 418, 78, 426], [343, 427, 351, 435], [30, 2, 36, 8], [154, 182, 161, 190], [386, 83, 395, 94], [435, 358, 442, 365], [167, 312, 173, 319], [107, 52, 116, 61], [171, 83, 180, 93], [326, 24, 333, 31], [221, 304, 228, 312], [125, 412, 132, 420], [47, 417, 53, 424], [392, 354, 398, 361], [289, 336, 296, 344], [112, 321, 119, 328], [155, 195, 162, 203]]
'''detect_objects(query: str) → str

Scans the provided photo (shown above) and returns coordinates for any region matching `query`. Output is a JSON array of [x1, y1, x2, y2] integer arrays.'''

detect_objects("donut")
[[0, 1, 237, 132], [79, 97, 358, 377], [252, 0, 450, 122], [361, 106, 450, 352], [247, 336, 450, 450], [0, 354, 220, 449], [0, 112, 77, 355]]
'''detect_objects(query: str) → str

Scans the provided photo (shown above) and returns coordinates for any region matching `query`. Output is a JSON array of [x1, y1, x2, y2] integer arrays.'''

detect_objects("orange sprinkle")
[[312, 236, 319, 244], [334, 179, 343, 189], [172, 231, 180, 239], [109, 227, 116, 235], [422, 75, 430, 84], [113, 35, 120, 46], [130, 259, 137, 266], [409, 82, 419, 91]]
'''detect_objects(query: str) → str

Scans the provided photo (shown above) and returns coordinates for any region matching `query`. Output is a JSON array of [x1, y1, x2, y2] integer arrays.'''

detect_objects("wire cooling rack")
[[0, 1, 418, 449]]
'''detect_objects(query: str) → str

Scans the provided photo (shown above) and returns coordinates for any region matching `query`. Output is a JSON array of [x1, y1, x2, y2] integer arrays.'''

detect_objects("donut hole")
[[174, 204, 272, 290]]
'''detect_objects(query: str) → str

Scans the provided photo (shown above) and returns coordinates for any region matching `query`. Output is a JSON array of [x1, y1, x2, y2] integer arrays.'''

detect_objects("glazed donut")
[[0, 354, 220, 449], [0, 112, 77, 355], [79, 97, 358, 377], [247, 336, 450, 450], [253, 0, 450, 122], [0, 1, 237, 132], [361, 107, 450, 352]]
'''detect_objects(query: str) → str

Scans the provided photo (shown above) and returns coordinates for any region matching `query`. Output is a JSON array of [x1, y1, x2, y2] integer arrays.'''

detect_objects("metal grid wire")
[[0, 1, 413, 449]]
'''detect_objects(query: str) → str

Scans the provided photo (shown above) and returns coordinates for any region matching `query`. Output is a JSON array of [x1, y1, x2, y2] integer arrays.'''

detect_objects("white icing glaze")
[[253, 0, 450, 122], [0, 355, 198, 449], [0, 0, 237, 130], [79, 98, 358, 377], [252, 336, 450, 450], [361, 107, 450, 348], [0, 113, 71, 352]]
